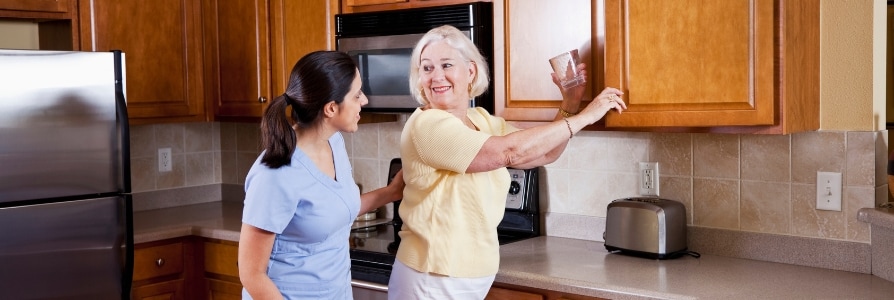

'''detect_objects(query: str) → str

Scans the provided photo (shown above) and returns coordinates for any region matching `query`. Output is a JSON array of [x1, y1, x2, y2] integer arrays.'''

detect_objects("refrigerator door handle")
[[112, 50, 134, 298], [112, 50, 131, 194]]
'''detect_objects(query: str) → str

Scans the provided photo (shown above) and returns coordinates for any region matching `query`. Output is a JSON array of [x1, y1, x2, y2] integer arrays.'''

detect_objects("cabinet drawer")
[[131, 279, 185, 300], [133, 242, 184, 281], [205, 241, 239, 277], [486, 287, 543, 300]]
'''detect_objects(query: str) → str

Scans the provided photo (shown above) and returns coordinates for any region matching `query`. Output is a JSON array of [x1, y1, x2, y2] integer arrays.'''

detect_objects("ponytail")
[[259, 94, 296, 168]]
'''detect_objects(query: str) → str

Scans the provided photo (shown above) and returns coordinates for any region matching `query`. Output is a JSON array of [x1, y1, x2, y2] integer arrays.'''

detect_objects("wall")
[[128, 1, 887, 250], [820, 0, 885, 131], [0, 20, 38, 49]]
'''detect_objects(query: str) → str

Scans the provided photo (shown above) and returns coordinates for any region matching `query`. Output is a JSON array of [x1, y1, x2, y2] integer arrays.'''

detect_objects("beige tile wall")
[[348, 122, 888, 244], [130, 121, 887, 244], [130, 122, 261, 192]]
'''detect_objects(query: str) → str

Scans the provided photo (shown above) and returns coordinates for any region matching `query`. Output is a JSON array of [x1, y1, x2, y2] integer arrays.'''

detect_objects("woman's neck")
[[295, 125, 334, 152]]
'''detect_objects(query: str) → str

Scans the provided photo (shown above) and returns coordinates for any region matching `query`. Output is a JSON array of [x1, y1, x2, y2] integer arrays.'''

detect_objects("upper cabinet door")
[[495, 0, 595, 124], [269, 0, 338, 99], [203, 0, 271, 121], [205, 0, 396, 123], [602, 0, 819, 133], [86, 0, 206, 124]]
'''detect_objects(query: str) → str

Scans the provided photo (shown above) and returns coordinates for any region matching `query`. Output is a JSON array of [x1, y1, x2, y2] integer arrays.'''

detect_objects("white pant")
[[387, 259, 496, 300]]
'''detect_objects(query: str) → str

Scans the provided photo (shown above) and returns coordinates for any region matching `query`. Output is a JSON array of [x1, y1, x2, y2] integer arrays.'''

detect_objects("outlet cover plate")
[[158, 147, 172, 172], [638, 162, 659, 196]]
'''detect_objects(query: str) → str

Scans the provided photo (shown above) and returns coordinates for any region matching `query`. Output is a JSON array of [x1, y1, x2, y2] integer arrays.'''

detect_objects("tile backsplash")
[[130, 120, 888, 245]]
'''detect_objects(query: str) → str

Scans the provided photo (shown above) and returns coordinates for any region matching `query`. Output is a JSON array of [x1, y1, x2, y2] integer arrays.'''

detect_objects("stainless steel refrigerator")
[[0, 50, 133, 299]]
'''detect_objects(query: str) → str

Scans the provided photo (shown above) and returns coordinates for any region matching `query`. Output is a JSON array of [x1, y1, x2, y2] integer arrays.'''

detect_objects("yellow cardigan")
[[397, 107, 520, 277]]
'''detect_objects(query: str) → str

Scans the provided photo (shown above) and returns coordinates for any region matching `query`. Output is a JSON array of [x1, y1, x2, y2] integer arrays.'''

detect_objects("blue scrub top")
[[242, 132, 360, 299]]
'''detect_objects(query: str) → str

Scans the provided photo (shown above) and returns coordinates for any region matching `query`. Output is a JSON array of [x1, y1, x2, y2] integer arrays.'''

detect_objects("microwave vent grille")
[[336, 3, 492, 37]]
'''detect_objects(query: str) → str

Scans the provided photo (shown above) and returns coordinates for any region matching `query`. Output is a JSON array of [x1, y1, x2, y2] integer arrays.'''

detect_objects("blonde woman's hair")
[[408, 25, 490, 106]]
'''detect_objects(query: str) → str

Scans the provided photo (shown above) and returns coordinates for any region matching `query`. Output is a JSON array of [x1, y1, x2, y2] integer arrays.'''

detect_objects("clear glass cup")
[[549, 49, 585, 89]]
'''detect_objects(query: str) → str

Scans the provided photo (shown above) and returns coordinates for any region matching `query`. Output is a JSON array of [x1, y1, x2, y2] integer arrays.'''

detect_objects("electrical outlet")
[[158, 148, 172, 172], [639, 162, 659, 196], [816, 171, 841, 211]]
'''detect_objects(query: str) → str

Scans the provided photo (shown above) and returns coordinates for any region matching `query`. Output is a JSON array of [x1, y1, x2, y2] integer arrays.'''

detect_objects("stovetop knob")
[[508, 180, 521, 195]]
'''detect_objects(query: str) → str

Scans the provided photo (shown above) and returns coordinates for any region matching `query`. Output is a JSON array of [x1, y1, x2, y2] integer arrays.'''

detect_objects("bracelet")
[[562, 118, 574, 139], [559, 108, 577, 118]]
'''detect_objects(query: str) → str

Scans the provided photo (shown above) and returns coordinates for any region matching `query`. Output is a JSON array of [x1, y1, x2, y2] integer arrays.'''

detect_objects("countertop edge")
[[857, 207, 894, 230]]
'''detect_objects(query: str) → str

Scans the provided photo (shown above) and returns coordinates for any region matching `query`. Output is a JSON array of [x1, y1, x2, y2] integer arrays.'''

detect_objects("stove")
[[349, 158, 541, 285]]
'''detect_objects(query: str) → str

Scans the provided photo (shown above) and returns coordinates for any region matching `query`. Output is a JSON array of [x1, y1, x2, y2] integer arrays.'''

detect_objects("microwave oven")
[[335, 2, 494, 113]]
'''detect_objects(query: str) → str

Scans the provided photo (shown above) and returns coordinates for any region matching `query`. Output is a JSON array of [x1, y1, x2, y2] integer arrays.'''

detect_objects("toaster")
[[603, 197, 688, 259]]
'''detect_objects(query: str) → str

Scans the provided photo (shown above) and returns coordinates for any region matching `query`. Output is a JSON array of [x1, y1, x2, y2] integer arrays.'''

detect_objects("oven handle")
[[351, 279, 388, 292]]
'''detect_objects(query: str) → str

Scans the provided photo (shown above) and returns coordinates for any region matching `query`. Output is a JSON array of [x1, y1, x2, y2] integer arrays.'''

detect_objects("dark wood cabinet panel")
[[132, 237, 202, 300], [85, 0, 207, 124], [202, 0, 271, 121]]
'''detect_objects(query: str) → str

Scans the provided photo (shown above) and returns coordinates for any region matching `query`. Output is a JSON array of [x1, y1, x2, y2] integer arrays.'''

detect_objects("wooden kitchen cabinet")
[[83, 0, 207, 125], [202, 0, 337, 121], [202, 0, 273, 121], [204, 239, 243, 299], [132, 237, 201, 300], [494, 0, 596, 125], [0, 0, 83, 51], [488, 283, 607, 300], [496, 0, 819, 134], [601, 0, 819, 134], [204, 0, 396, 124], [486, 286, 544, 300], [341, 0, 487, 14]]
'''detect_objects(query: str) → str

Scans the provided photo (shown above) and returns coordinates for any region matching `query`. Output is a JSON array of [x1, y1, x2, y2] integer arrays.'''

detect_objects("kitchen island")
[[134, 201, 894, 299]]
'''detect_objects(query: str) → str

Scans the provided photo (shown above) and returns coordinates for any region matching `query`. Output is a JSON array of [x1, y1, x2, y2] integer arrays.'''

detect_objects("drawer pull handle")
[[156, 258, 165, 267], [258, 96, 267, 103]]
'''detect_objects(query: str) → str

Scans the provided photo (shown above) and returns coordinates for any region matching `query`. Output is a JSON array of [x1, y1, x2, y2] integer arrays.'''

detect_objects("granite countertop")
[[498, 237, 894, 300], [133, 201, 243, 243], [135, 202, 894, 299], [857, 207, 894, 230]]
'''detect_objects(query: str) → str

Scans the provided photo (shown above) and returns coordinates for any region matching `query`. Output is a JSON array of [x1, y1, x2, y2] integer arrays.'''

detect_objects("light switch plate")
[[816, 171, 841, 211]]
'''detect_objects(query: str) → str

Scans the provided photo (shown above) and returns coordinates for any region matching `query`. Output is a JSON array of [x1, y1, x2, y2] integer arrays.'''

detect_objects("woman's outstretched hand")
[[578, 87, 627, 124]]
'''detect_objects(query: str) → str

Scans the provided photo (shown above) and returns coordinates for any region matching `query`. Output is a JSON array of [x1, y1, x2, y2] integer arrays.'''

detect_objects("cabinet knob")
[[156, 258, 165, 267], [258, 96, 267, 103]]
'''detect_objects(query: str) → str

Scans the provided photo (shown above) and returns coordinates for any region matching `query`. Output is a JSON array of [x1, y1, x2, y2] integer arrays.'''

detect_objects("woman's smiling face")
[[418, 40, 476, 110]]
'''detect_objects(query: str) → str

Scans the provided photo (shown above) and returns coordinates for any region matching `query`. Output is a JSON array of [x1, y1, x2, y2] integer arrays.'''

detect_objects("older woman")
[[388, 25, 626, 299]]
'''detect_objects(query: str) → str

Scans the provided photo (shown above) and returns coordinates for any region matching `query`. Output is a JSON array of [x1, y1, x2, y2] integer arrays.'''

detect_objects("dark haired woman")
[[238, 50, 405, 299]]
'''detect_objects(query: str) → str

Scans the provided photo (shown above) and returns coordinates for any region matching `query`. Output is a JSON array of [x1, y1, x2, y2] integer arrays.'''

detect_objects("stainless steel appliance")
[[603, 197, 689, 259], [335, 2, 494, 113], [0, 49, 133, 299], [349, 158, 540, 288]]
